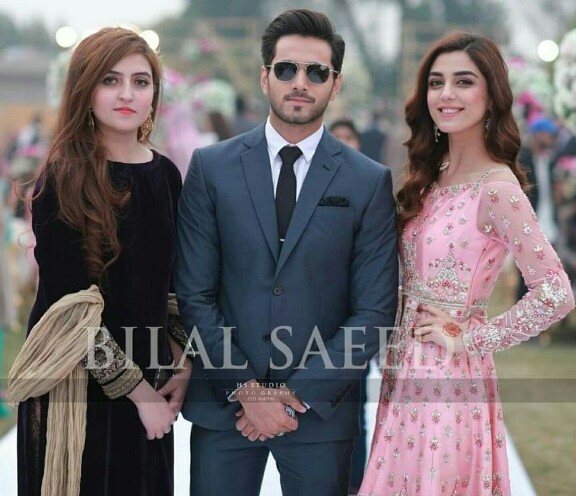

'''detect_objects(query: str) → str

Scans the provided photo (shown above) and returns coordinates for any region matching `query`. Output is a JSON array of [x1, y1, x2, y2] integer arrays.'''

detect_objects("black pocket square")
[[318, 196, 350, 207]]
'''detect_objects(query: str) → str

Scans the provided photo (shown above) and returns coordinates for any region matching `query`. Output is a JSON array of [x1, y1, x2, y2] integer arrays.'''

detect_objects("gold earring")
[[139, 113, 154, 142], [87, 109, 95, 131]]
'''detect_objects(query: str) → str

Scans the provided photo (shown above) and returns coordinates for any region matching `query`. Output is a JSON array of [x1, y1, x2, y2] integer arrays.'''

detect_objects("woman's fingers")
[[418, 305, 449, 318]]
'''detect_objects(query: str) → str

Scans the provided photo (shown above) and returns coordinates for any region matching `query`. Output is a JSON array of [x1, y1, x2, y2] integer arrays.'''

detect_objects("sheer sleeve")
[[463, 181, 574, 356]]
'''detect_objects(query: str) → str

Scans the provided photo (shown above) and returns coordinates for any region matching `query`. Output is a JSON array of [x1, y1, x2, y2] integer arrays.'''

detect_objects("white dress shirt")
[[265, 118, 324, 200]]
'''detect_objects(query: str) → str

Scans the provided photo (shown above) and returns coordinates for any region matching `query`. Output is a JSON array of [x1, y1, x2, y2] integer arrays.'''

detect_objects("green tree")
[[0, 11, 54, 53], [0, 12, 19, 51], [18, 19, 54, 52]]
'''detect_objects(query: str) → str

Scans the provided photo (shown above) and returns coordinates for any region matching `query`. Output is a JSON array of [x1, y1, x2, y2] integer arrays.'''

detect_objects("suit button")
[[263, 334, 271, 342], [273, 285, 284, 296]]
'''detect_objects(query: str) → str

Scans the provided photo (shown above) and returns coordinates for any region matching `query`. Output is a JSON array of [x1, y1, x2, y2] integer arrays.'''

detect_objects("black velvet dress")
[[17, 150, 182, 496]]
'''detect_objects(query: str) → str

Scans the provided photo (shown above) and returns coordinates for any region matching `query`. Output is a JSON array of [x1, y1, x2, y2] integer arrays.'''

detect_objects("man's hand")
[[235, 409, 273, 442], [234, 381, 307, 440]]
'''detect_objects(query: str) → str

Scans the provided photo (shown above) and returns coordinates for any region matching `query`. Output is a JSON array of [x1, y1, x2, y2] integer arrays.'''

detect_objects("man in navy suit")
[[176, 9, 398, 496]]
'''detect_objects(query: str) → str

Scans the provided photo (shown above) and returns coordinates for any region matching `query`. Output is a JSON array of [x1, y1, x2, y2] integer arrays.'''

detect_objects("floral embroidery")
[[522, 222, 532, 235], [488, 188, 499, 203], [534, 245, 545, 259], [509, 195, 520, 210]]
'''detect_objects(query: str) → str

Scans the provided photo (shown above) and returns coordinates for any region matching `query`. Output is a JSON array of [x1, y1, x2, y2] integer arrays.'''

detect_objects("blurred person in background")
[[552, 126, 576, 298], [6, 114, 47, 220], [10, 27, 191, 496], [201, 109, 233, 145], [360, 111, 387, 164], [329, 118, 361, 150], [516, 116, 560, 301], [0, 179, 13, 418], [231, 94, 260, 136]]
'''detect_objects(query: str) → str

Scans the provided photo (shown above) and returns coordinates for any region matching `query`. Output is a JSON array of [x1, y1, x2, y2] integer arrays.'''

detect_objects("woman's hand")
[[157, 357, 193, 416], [127, 380, 178, 440], [412, 305, 465, 353]]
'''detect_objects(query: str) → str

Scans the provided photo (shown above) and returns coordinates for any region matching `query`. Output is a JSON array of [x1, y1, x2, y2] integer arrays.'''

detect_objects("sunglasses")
[[266, 61, 339, 84]]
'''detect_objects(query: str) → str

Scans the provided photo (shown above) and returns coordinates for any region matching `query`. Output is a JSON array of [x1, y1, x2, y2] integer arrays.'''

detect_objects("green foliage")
[[404, 0, 507, 41], [0, 10, 54, 53], [0, 12, 19, 50], [18, 19, 53, 50]]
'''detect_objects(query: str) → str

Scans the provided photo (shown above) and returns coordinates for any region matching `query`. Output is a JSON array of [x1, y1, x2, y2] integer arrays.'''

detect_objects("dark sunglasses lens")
[[274, 62, 297, 81], [306, 64, 330, 83]]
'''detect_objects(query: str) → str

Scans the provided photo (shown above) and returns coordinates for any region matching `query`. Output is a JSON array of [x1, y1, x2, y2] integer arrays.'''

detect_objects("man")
[[360, 111, 387, 163], [176, 9, 398, 496], [329, 118, 361, 151], [231, 94, 260, 136], [517, 116, 560, 301]]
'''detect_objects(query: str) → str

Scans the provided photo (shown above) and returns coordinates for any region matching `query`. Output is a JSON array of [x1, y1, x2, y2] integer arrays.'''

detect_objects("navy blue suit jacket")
[[176, 124, 398, 442]]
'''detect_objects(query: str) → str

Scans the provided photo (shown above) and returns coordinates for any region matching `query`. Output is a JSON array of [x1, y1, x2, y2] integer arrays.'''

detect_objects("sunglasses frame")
[[266, 61, 339, 85]]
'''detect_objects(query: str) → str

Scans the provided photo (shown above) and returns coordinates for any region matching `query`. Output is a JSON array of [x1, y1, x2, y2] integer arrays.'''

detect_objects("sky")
[[0, 0, 186, 34]]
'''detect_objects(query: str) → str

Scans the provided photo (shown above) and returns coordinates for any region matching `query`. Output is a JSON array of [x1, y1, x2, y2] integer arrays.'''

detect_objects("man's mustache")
[[285, 93, 315, 103]]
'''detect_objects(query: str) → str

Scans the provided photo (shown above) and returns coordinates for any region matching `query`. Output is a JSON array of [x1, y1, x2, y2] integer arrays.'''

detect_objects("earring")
[[484, 118, 491, 139], [139, 112, 154, 142], [434, 123, 441, 143], [87, 109, 95, 131]]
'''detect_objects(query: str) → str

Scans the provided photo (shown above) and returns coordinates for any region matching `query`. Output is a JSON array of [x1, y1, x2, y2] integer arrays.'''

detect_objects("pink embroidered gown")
[[359, 169, 574, 496]]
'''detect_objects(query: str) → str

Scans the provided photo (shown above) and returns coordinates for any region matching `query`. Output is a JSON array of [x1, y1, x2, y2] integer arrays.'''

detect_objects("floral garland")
[[554, 28, 576, 133]]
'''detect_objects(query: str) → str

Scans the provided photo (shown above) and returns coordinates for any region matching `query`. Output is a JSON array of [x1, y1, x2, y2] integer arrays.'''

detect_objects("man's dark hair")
[[261, 9, 345, 75], [329, 118, 360, 140]]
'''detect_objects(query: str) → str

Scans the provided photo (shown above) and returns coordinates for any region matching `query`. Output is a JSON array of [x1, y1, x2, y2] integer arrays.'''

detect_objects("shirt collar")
[[265, 117, 324, 163]]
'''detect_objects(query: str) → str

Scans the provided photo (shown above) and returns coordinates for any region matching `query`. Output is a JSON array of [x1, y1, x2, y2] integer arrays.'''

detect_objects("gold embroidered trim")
[[101, 363, 143, 399]]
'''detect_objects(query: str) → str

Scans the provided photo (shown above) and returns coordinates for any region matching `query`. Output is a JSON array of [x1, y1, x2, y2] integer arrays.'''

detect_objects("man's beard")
[[269, 92, 329, 125]]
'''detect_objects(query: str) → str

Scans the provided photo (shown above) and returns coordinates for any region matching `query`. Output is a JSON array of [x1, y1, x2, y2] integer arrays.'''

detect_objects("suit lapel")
[[276, 134, 342, 276], [241, 127, 280, 262]]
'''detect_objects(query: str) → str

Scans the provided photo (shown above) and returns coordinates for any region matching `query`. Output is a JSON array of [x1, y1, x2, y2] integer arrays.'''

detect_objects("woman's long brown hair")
[[34, 27, 163, 281], [397, 32, 528, 232]]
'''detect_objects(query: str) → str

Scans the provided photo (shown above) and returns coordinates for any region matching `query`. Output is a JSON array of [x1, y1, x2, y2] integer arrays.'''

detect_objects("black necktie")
[[276, 145, 303, 241]]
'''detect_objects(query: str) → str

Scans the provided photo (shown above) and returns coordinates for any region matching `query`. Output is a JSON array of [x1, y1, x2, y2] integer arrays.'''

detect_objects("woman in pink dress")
[[359, 32, 574, 496]]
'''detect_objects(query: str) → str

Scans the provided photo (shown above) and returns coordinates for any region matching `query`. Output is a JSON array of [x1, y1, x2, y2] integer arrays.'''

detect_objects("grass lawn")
[[490, 269, 576, 496], [495, 345, 576, 496], [0, 326, 24, 437]]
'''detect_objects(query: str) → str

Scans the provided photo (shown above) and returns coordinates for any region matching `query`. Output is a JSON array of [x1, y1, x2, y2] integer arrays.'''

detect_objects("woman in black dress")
[[14, 27, 191, 496]]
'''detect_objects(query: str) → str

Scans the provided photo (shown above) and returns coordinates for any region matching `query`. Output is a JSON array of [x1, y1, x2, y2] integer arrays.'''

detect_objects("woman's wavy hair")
[[35, 27, 162, 281], [397, 32, 527, 231]]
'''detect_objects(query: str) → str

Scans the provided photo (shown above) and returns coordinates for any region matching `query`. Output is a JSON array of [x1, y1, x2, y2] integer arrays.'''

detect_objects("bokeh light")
[[537, 40, 559, 62], [140, 30, 160, 51], [55, 26, 78, 48]]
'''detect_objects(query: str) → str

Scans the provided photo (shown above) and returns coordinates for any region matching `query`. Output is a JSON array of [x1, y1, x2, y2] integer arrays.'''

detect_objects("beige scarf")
[[8, 285, 104, 496]]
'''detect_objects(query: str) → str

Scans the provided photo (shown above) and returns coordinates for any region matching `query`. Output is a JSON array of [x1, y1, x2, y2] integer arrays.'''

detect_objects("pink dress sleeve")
[[463, 181, 575, 356]]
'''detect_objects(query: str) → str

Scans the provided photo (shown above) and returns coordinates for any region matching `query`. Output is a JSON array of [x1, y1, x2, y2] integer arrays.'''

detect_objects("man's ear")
[[330, 73, 343, 101], [261, 66, 270, 96]]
